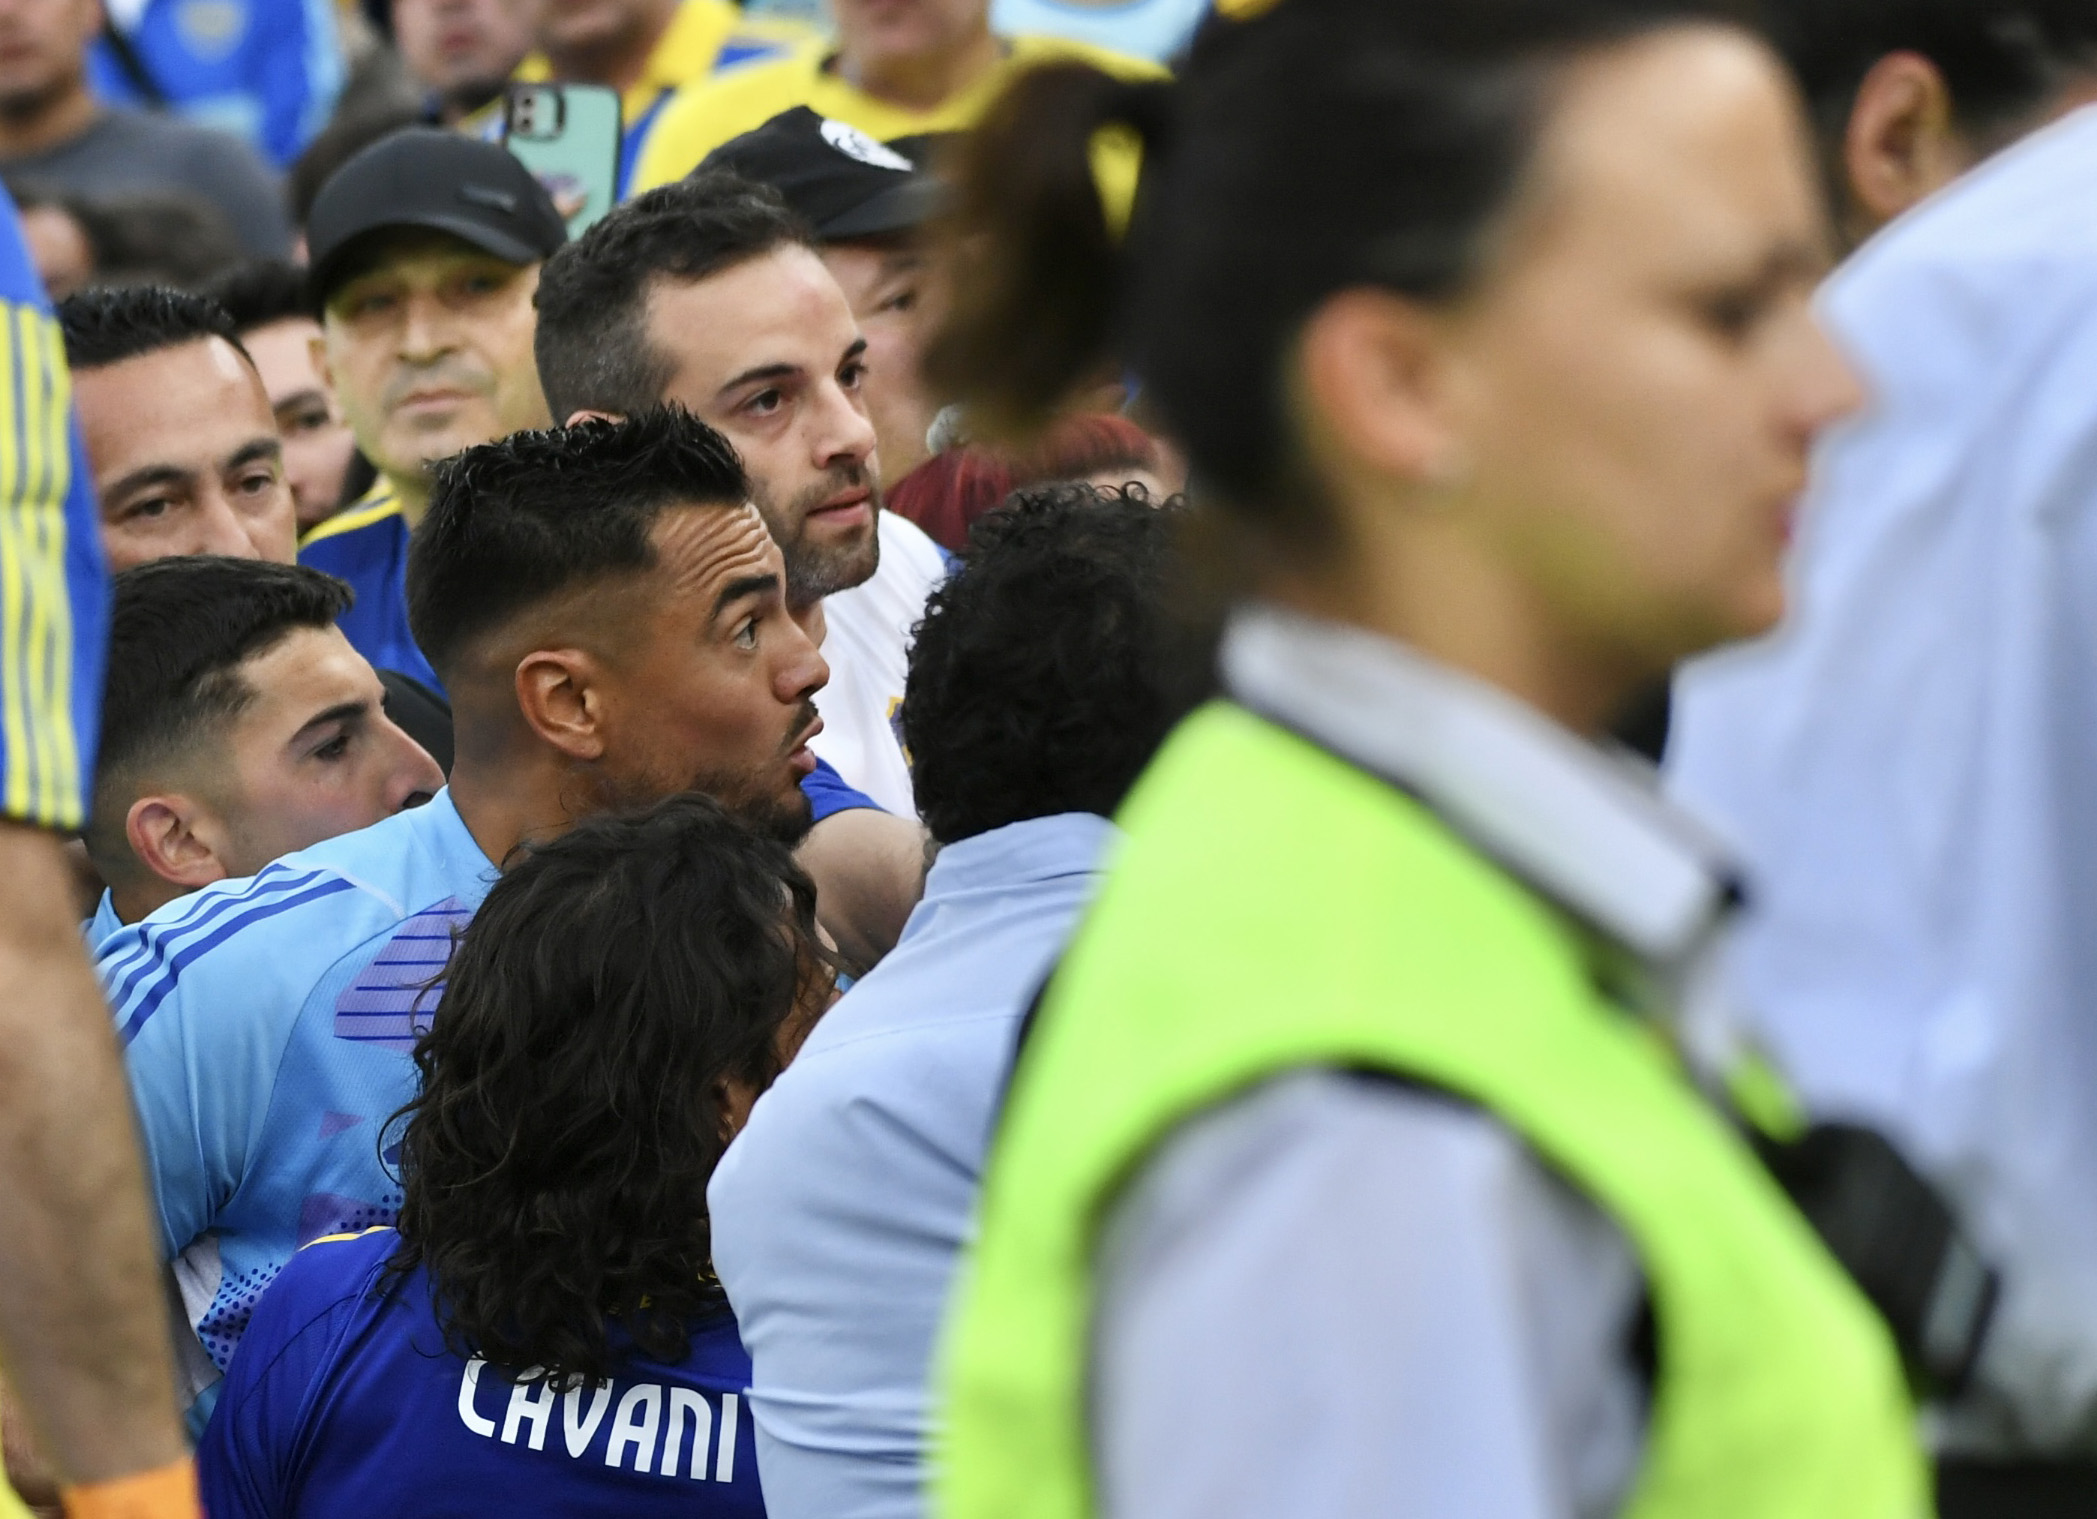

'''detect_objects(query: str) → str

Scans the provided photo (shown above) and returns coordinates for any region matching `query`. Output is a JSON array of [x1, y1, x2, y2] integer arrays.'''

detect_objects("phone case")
[[503, 83, 623, 237]]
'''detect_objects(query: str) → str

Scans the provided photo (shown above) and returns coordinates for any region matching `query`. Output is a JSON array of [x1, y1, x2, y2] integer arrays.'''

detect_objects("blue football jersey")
[[100, 790, 499, 1410], [0, 184, 106, 831], [87, 0, 343, 165], [200, 1228, 766, 1519], [298, 481, 441, 694]]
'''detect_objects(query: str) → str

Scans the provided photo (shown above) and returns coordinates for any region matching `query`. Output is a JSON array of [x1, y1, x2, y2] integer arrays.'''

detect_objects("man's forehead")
[[79, 337, 273, 433], [650, 500, 779, 589], [645, 249, 859, 372], [328, 228, 534, 293]]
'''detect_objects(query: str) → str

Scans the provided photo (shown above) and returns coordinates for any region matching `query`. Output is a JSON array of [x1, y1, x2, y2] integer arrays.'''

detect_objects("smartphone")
[[503, 83, 622, 237]]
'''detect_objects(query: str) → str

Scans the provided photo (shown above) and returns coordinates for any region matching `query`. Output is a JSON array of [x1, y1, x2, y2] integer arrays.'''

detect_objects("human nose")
[[776, 615, 830, 704], [192, 490, 265, 559], [812, 377, 878, 476], [397, 289, 452, 362], [1782, 308, 1866, 447], [380, 718, 446, 808]]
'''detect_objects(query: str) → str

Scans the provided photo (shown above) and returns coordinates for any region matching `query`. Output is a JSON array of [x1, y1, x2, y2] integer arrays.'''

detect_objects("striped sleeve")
[[0, 191, 104, 831]]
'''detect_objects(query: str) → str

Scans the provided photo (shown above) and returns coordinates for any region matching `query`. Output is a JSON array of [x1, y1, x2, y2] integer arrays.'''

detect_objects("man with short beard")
[[534, 170, 950, 818], [299, 129, 568, 692]]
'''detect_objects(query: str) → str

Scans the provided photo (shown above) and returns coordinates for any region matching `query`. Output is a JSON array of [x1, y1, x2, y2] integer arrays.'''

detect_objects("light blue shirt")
[[706, 811, 1118, 1519], [1668, 104, 2097, 1455], [83, 888, 124, 951], [97, 790, 496, 1417]]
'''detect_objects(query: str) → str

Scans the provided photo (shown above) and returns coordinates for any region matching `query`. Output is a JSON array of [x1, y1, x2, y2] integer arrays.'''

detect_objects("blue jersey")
[[0, 185, 105, 831], [100, 789, 499, 1409], [200, 1228, 766, 1519], [298, 482, 440, 693], [87, 0, 343, 165]]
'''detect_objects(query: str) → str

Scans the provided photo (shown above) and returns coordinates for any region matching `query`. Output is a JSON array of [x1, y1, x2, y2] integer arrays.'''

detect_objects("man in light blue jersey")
[[102, 407, 842, 1426]]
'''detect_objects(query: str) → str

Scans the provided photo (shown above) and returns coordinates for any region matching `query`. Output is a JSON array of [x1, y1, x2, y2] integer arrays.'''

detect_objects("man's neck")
[[447, 751, 582, 872], [386, 468, 433, 530], [0, 79, 100, 158], [838, 26, 1003, 113], [548, 0, 676, 96], [110, 877, 183, 927]]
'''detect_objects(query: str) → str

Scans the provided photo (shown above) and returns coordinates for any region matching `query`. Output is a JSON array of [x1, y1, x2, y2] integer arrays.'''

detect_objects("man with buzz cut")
[[84, 556, 444, 949], [102, 408, 852, 1430], [300, 128, 568, 693]]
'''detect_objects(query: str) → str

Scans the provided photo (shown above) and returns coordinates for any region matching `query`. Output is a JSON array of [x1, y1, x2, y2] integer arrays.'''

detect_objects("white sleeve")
[[1089, 1069, 1647, 1519]]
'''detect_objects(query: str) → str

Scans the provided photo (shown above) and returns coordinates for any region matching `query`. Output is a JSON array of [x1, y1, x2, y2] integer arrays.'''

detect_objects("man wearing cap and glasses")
[[299, 127, 568, 693]]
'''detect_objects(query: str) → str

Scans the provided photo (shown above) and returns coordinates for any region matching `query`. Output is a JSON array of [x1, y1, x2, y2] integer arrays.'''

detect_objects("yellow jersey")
[[630, 33, 1164, 193]]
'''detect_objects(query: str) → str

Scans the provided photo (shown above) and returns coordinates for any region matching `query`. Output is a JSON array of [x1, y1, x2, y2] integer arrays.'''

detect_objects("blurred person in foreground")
[[708, 484, 1189, 1519], [58, 286, 297, 569], [629, 0, 1158, 191], [83, 558, 442, 948], [202, 262, 363, 533], [390, 0, 538, 125], [886, 410, 1173, 553], [101, 410, 898, 1428], [700, 109, 949, 482], [199, 794, 826, 1517], [0, 184, 198, 1519], [1667, 2, 2097, 1507], [0, 0, 288, 254], [534, 174, 943, 841], [300, 129, 566, 692], [923, 1, 1949, 1516]]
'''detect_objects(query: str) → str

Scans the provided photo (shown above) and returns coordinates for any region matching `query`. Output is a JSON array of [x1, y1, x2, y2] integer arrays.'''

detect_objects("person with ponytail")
[[929, 3, 1936, 1517]]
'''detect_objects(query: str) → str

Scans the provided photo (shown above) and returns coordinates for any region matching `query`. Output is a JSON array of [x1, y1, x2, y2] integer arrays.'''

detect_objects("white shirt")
[[1667, 104, 2097, 1456], [810, 510, 949, 816], [1092, 606, 1748, 1519]]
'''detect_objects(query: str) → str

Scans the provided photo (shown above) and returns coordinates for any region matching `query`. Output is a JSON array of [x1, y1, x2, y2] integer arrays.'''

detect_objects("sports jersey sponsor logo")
[[457, 1360, 743, 1481]]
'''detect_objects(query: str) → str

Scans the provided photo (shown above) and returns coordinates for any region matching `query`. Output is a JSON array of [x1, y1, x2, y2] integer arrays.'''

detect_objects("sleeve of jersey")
[[803, 755, 884, 822], [0, 192, 106, 831], [97, 870, 363, 1259]]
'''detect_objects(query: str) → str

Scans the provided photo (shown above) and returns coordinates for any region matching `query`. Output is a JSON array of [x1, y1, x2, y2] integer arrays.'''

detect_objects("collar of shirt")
[[299, 478, 400, 551], [84, 887, 125, 951], [1222, 605, 1739, 978], [909, 811, 1118, 939]]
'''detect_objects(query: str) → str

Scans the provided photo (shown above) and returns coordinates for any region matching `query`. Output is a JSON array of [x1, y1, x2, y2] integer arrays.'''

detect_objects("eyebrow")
[[271, 388, 329, 416], [718, 362, 801, 398], [712, 571, 780, 624], [102, 463, 195, 502], [225, 436, 285, 471], [288, 699, 368, 747]]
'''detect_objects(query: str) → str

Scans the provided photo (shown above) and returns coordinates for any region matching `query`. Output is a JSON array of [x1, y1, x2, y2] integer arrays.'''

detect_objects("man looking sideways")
[[535, 172, 949, 820], [99, 409, 859, 1427], [57, 287, 298, 571], [301, 128, 567, 691], [202, 261, 363, 535], [83, 557, 443, 947]]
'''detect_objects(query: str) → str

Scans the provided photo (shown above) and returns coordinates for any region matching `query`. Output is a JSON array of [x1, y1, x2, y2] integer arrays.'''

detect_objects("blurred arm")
[[798, 810, 930, 975], [0, 822, 186, 1487]]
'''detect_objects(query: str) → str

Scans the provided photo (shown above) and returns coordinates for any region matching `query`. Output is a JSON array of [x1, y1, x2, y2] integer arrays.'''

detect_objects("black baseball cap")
[[697, 107, 946, 242], [306, 127, 569, 307]]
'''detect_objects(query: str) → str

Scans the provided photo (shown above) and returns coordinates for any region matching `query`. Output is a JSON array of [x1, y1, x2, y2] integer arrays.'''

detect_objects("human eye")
[[237, 465, 279, 496], [839, 359, 868, 389], [877, 285, 918, 315], [733, 615, 760, 650], [743, 389, 785, 417], [283, 403, 330, 436], [119, 494, 175, 522]]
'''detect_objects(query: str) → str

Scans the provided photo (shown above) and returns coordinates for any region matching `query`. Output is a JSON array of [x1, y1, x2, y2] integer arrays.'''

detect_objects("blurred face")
[[586, 504, 830, 838], [76, 337, 299, 570], [1424, 28, 1858, 677], [822, 238, 938, 482], [831, 0, 989, 73], [322, 232, 551, 495], [240, 318, 357, 530], [537, 0, 667, 64], [20, 203, 91, 299], [204, 625, 446, 876], [392, 0, 539, 114], [642, 246, 882, 606], [0, 0, 96, 116]]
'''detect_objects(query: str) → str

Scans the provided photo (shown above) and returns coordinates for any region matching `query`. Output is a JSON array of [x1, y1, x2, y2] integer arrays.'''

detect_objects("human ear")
[[1842, 52, 1969, 236], [1296, 288, 1466, 496], [514, 648, 608, 761], [124, 797, 231, 892]]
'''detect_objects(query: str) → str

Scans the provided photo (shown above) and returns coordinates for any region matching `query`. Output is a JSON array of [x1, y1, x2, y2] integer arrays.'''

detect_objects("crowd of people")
[[1, 0, 2096, 1517]]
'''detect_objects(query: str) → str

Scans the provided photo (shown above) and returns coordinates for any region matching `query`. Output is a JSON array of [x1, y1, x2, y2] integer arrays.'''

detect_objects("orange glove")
[[60, 1458, 199, 1519]]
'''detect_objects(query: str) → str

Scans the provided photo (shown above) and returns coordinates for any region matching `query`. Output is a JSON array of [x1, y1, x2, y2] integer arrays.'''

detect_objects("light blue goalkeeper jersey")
[[97, 789, 497, 1420]]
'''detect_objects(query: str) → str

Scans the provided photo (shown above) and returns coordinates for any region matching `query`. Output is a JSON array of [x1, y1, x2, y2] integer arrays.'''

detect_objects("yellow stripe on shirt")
[[300, 481, 401, 549]]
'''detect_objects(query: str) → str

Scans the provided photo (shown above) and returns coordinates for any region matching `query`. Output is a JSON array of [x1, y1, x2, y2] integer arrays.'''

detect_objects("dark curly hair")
[[386, 793, 831, 1384], [902, 483, 1189, 844]]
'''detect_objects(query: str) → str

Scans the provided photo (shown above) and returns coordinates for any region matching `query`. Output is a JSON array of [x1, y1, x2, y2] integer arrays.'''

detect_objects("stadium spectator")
[[83, 557, 442, 947], [198, 793, 826, 1517], [390, 0, 536, 124], [1668, 3, 2097, 1509], [0, 0, 289, 254], [925, 3, 1939, 1515], [9, 180, 90, 297], [886, 410, 1171, 552], [284, 102, 420, 239], [12, 182, 248, 295], [99, 409, 906, 1427], [300, 129, 565, 692], [203, 262, 363, 533], [701, 109, 949, 481], [0, 181, 199, 1519], [58, 286, 297, 570], [535, 172, 945, 819], [85, 0, 343, 168], [708, 484, 1187, 1519], [628, 0, 1159, 190]]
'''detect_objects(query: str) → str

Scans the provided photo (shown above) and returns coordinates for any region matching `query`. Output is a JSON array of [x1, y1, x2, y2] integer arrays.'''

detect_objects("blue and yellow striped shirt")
[[0, 184, 104, 832]]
